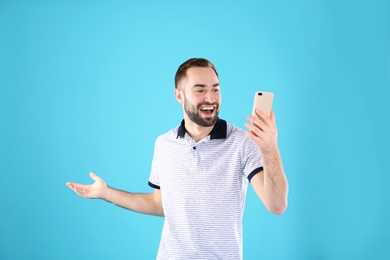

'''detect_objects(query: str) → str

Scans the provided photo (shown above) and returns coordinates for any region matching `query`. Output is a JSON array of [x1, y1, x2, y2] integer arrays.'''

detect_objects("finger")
[[66, 183, 82, 195], [270, 110, 276, 125], [246, 116, 277, 144], [247, 115, 270, 135], [245, 129, 267, 145], [66, 182, 82, 189], [75, 185, 92, 197], [248, 114, 263, 127], [66, 182, 87, 194], [89, 172, 99, 182], [254, 109, 272, 127], [251, 110, 277, 134], [245, 122, 267, 140], [66, 182, 76, 190]]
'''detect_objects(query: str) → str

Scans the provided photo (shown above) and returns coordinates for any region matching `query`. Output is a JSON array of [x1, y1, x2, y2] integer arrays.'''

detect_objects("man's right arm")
[[66, 172, 164, 217]]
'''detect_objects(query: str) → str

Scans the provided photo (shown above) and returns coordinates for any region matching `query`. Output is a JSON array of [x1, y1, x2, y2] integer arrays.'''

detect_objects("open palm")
[[66, 172, 107, 199]]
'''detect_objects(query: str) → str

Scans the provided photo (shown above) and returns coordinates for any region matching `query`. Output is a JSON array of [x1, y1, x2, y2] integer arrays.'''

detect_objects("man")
[[66, 58, 288, 259]]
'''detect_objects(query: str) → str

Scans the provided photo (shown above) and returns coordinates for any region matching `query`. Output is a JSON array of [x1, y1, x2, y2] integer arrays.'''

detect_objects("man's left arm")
[[245, 109, 289, 215]]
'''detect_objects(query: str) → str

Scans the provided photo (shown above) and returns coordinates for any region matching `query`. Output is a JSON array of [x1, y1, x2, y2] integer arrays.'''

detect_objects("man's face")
[[179, 67, 221, 127]]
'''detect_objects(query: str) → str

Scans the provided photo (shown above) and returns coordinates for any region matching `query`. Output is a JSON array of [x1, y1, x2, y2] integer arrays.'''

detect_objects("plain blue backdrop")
[[1, 0, 389, 259]]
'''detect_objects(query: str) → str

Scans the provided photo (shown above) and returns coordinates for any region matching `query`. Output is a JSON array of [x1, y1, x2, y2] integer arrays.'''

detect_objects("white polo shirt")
[[148, 118, 263, 260]]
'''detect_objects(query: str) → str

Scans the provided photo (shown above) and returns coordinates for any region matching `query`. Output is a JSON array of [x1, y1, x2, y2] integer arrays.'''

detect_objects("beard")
[[183, 96, 219, 127]]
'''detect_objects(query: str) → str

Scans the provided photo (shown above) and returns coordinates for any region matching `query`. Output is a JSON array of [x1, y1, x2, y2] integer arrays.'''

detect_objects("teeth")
[[200, 106, 214, 111]]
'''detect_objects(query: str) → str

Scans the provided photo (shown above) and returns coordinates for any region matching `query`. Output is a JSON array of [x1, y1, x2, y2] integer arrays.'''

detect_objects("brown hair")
[[174, 58, 218, 89]]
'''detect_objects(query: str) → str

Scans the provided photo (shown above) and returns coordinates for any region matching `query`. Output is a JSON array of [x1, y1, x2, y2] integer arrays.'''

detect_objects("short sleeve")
[[241, 136, 263, 182], [148, 138, 161, 189]]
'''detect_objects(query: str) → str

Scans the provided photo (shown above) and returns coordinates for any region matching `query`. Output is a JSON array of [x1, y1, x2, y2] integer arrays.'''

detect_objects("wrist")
[[101, 185, 112, 201], [262, 148, 282, 167], [260, 144, 279, 159]]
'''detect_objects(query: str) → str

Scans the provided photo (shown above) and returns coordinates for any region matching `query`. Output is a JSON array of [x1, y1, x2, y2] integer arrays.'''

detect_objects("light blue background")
[[1, 0, 389, 259]]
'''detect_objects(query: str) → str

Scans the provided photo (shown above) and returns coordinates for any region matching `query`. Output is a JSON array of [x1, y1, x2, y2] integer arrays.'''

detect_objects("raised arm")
[[66, 172, 164, 216], [245, 110, 288, 215]]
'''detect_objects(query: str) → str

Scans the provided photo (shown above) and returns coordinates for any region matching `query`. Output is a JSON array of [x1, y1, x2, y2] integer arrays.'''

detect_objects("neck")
[[183, 117, 214, 143]]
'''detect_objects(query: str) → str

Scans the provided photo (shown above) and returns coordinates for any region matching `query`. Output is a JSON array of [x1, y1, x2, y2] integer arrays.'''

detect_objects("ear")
[[174, 88, 183, 104]]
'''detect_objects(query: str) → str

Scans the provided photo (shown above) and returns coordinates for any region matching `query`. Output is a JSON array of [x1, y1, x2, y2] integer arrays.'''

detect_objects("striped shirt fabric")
[[148, 118, 263, 260]]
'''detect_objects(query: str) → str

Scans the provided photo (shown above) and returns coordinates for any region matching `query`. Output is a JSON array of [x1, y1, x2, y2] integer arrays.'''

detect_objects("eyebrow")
[[193, 83, 220, 88]]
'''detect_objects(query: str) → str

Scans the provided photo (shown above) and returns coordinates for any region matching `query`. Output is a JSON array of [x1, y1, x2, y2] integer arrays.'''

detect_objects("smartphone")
[[252, 91, 274, 118]]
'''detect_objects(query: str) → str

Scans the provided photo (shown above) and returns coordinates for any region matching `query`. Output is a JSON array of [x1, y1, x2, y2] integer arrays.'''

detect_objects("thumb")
[[89, 172, 100, 182], [270, 110, 276, 124]]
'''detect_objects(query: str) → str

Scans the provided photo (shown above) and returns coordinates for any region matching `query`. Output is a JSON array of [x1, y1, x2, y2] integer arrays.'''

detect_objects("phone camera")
[[258, 92, 263, 96]]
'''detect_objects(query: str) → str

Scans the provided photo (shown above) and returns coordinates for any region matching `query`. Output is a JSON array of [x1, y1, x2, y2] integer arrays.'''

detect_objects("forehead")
[[185, 67, 219, 85]]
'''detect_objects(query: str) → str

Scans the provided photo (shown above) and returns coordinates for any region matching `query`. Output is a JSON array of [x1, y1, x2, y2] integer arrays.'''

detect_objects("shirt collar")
[[177, 118, 227, 139]]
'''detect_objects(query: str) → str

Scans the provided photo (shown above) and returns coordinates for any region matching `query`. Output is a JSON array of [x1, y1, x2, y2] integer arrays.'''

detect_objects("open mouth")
[[199, 105, 216, 116]]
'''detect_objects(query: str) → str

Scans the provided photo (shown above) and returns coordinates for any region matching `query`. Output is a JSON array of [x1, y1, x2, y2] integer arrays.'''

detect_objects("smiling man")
[[67, 58, 288, 259]]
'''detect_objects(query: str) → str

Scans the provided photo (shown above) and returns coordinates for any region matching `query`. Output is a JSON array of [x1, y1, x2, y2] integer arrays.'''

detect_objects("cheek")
[[215, 94, 221, 103], [184, 98, 198, 109]]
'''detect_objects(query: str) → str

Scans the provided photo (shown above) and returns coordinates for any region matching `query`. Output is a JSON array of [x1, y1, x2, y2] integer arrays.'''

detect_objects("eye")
[[196, 89, 204, 93], [213, 88, 220, 93]]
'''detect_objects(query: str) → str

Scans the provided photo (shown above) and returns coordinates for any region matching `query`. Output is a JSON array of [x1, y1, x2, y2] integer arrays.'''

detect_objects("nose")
[[205, 90, 216, 103]]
